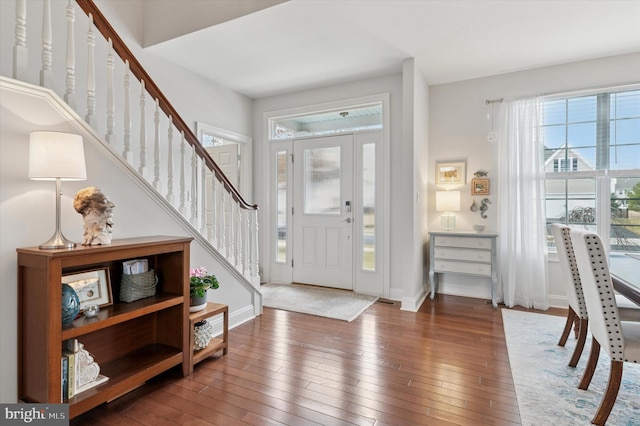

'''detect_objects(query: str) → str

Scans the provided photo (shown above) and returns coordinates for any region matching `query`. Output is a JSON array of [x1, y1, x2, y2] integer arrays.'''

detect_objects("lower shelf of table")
[[67, 343, 182, 418], [192, 337, 227, 365], [188, 302, 229, 373]]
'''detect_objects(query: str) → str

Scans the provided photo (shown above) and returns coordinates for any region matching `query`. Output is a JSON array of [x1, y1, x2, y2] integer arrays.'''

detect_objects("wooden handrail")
[[75, 0, 257, 210]]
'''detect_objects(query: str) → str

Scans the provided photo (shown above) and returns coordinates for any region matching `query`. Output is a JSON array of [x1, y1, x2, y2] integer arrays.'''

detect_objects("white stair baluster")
[[85, 13, 96, 127], [219, 179, 225, 252], [39, 0, 52, 88], [105, 38, 115, 144], [13, 0, 28, 81], [205, 167, 213, 241], [219, 187, 226, 255], [153, 99, 160, 190], [190, 145, 197, 225], [122, 60, 131, 161], [221, 184, 227, 255], [234, 201, 241, 267], [166, 117, 174, 204], [246, 209, 252, 278], [229, 196, 236, 263], [252, 209, 260, 280], [248, 210, 254, 278], [63, 0, 75, 108], [225, 191, 232, 259], [200, 158, 207, 235], [239, 208, 246, 274], [210, 174, 218, 246], [179, 131, 186, 215], [242, 209, 249, 275], [138, 80, 147, 176]]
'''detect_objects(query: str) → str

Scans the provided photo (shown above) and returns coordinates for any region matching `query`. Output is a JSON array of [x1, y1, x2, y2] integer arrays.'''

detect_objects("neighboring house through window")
[[543, 87, 640, 252], [553, 157, 578, 172]]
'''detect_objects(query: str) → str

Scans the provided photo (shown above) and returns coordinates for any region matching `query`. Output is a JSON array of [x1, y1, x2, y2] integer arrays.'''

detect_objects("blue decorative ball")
[[62, 283, 80, 326]]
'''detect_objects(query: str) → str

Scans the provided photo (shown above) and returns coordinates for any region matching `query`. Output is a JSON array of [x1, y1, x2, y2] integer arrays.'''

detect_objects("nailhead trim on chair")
[[559, 226, 588, 318], [584, 234, 625, 361]]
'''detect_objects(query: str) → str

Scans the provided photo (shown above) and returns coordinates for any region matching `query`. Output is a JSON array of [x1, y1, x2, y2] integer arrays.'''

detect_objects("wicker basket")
[[120, 270, 157, 302]]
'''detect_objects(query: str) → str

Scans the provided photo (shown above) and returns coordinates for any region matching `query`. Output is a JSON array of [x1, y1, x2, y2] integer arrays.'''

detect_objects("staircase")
[[1, 1, 260, 293]]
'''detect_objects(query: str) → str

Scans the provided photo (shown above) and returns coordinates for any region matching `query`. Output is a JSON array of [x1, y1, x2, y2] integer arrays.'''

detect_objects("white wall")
[[413, 64, 430, 307], [401, 59, 431, 310], [428, 52, 640, 305]]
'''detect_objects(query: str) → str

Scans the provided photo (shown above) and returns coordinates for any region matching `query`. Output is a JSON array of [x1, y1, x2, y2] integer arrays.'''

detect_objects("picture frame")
[[62, 268, 112, 311], [436, 161, 466, 186], [471, 178, 490, 196]]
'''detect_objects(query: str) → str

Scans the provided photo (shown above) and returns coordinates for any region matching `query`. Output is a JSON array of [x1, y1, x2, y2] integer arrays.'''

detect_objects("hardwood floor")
[[71, 295, 565, 425]]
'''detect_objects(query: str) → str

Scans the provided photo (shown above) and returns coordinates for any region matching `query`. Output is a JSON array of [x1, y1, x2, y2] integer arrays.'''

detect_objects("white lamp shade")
[[29, 131, 87, 180], [435, 190, 460, 212]]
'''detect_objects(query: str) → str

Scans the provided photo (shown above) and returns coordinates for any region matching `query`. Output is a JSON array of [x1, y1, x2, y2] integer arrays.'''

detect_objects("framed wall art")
[[435, 161, 466, 186], [471, 178, 490, 196], [62, 268, 113, 311]]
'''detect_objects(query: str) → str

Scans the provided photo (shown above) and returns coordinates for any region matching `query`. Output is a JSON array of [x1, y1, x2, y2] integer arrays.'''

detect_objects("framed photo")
[[436, 161, 466, 185], [62, 268, 112, 311], [471, 178, 490, 195]]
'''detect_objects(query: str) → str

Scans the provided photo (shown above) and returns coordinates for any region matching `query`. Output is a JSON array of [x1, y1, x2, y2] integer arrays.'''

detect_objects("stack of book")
[[61, 339, 109, 401]]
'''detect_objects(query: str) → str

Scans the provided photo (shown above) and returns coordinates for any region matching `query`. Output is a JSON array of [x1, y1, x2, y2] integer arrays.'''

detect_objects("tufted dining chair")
[[570, 229, 640, 426], [551, 224, 589, 367], [552, 224, 640, 368]]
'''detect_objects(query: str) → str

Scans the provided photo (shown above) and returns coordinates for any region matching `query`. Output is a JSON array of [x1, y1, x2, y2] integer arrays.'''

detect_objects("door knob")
[[343, 218, 352, 223]]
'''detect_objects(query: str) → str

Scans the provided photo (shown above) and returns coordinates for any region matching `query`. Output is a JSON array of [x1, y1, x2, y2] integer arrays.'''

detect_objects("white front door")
[[292, 135, 354, 289]]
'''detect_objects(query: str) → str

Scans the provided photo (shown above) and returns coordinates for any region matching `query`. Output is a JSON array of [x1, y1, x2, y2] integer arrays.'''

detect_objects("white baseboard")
[[207, 304, 256, 337], [401, 287, 428, 312], [547, 294, 568, 309]]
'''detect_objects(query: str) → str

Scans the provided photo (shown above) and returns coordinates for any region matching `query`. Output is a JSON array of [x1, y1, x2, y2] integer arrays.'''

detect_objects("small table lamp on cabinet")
[[29, 131, 87, 249], [436, 190, 460, 232]]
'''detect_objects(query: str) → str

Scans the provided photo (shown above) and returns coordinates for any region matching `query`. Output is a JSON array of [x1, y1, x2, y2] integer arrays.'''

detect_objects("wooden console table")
[[17, 236, 192, 418], [188, 302, 228, 373], [429, 231, 499, 307]]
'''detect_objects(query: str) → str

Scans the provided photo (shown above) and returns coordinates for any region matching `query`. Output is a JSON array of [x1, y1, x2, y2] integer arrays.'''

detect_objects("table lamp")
[[29, 131, 87, 249], [436, 190, 460, 232]]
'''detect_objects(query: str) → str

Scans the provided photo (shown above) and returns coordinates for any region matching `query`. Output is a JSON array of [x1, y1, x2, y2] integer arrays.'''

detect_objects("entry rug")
[[261, 283, 378, 322], [502, 309, 640, 426]]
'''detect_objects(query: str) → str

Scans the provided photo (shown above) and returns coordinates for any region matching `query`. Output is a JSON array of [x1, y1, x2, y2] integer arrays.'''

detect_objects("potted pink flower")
[[189, 266, 219, 312]]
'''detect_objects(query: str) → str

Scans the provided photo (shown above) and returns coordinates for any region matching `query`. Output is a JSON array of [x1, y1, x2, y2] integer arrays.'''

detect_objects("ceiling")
[[143, 0, 640, 99]]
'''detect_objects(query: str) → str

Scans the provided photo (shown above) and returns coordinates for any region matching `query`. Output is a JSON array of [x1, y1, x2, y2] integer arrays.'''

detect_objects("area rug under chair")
[[503, 309, 640, 426], [261, 283, 378, 322]]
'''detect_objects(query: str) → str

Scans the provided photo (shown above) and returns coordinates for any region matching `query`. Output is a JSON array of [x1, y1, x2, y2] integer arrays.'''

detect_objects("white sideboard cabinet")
[[428, 231, 499, 307]]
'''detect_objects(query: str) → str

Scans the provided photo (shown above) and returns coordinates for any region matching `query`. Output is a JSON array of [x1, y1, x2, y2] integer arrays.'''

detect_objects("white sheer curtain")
[[497, 98, 549, 309]]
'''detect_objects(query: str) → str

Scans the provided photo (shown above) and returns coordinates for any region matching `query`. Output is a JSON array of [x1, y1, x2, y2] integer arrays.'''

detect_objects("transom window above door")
[[270, 103, 382, 139]]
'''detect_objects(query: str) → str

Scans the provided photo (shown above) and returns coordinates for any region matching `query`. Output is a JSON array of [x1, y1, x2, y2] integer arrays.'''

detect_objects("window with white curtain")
[[543, 88, 640, 252]]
